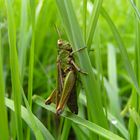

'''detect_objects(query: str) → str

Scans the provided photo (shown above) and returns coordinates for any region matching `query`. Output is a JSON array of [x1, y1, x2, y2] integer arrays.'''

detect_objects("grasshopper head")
[[57, 39, 63, 46], [57, 39, 72, 52]]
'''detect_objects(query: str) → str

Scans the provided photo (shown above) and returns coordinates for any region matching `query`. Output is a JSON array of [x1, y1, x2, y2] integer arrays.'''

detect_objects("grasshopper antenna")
[[54, 24, 62, 39], [54, 24, 63, 46]]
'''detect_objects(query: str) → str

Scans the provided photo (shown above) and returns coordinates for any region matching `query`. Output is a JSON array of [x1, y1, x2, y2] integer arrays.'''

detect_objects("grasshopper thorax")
[[57, 39, 72, 52]]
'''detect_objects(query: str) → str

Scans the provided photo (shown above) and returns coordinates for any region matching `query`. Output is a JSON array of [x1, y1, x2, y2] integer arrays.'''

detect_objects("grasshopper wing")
[[56, 60, 64, 106], [67, 78, 78, 114]]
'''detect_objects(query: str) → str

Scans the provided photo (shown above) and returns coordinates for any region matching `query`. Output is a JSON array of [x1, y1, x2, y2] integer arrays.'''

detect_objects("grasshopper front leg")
[[56, 70, 76, 115], [70, 60, 88, 75], [70, 46, 87, 55]]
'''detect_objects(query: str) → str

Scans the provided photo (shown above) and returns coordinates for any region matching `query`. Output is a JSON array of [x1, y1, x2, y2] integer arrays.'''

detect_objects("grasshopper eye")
[[57, 39, 63, 46]]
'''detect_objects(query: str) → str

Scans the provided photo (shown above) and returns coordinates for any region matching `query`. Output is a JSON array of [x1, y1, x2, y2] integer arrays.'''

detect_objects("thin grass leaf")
[[135, 0, 140, 85], [0, 29, 9, 140], [134, 0, 140, 88], [5, 97, 55, 140], [61, 119, 71, 140], [104, 78, 123, 122], [18, 0, 28, 83], [26, 1, 35, 139], [129, 108, 140, 128], [107, 44, 118, 92], [129, 0, 140, 21], [132, 0, 140, 139], [128, 89, 137, 140], [83, 0, 87, 42], [35, 0, 44, 19], [94, 26, 102, 87], [87, 0, 103, 48], [28, 0, 35, 108], [33, 95, 125, 140], [72, 124, 90, 140], [5, 0, 23, 139], [107, 44, 123, 122], [107, 112, 129, 140], [21, 89, 44, 140], [101, 7, 140, 96]]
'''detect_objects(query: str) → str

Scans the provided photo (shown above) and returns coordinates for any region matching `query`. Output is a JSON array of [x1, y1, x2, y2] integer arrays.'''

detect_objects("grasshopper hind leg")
[[45, 89, 58, 105], [56, 70, 76, 115]]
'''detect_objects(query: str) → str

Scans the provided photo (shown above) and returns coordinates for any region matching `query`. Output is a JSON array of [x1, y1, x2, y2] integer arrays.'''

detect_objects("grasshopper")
[[45, 28, 86, 115]]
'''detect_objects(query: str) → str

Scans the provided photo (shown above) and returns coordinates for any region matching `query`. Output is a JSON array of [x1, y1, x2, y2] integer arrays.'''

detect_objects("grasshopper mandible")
[[45, 28, 87, 115]]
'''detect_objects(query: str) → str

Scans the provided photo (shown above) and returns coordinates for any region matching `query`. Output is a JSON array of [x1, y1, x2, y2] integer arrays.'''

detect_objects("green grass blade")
[[101, 8, 140, 96], [107, 44, 118, 93], [21, 90, 44, 140], [107, 44, 122, 122], [0, 29, 9, 140], [135, 0, 140, 85], [83, 0, 87, 42], [107, 112, 129, 139], [87, 0, 103, 48], [129, 108, 140, 128], [128, 90, 137, 140], [33, 95, 125, 140], [28, 0, 35, 108], [18, 0, 28, 83], [135, 0, 140, 139], [5, 0, 23, 139], [94, 27, 102, 87], [26, 1, 35, 139], [129, 0, 140, 21], [5, 97, 55, 140], [72, 124, 89, 140], [61, 119, 71, 140]]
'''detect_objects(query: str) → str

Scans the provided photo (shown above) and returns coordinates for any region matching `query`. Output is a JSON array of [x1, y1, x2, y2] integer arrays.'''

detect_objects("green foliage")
[[0, 0, 140, 139], [0, 28, 9, 140]]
